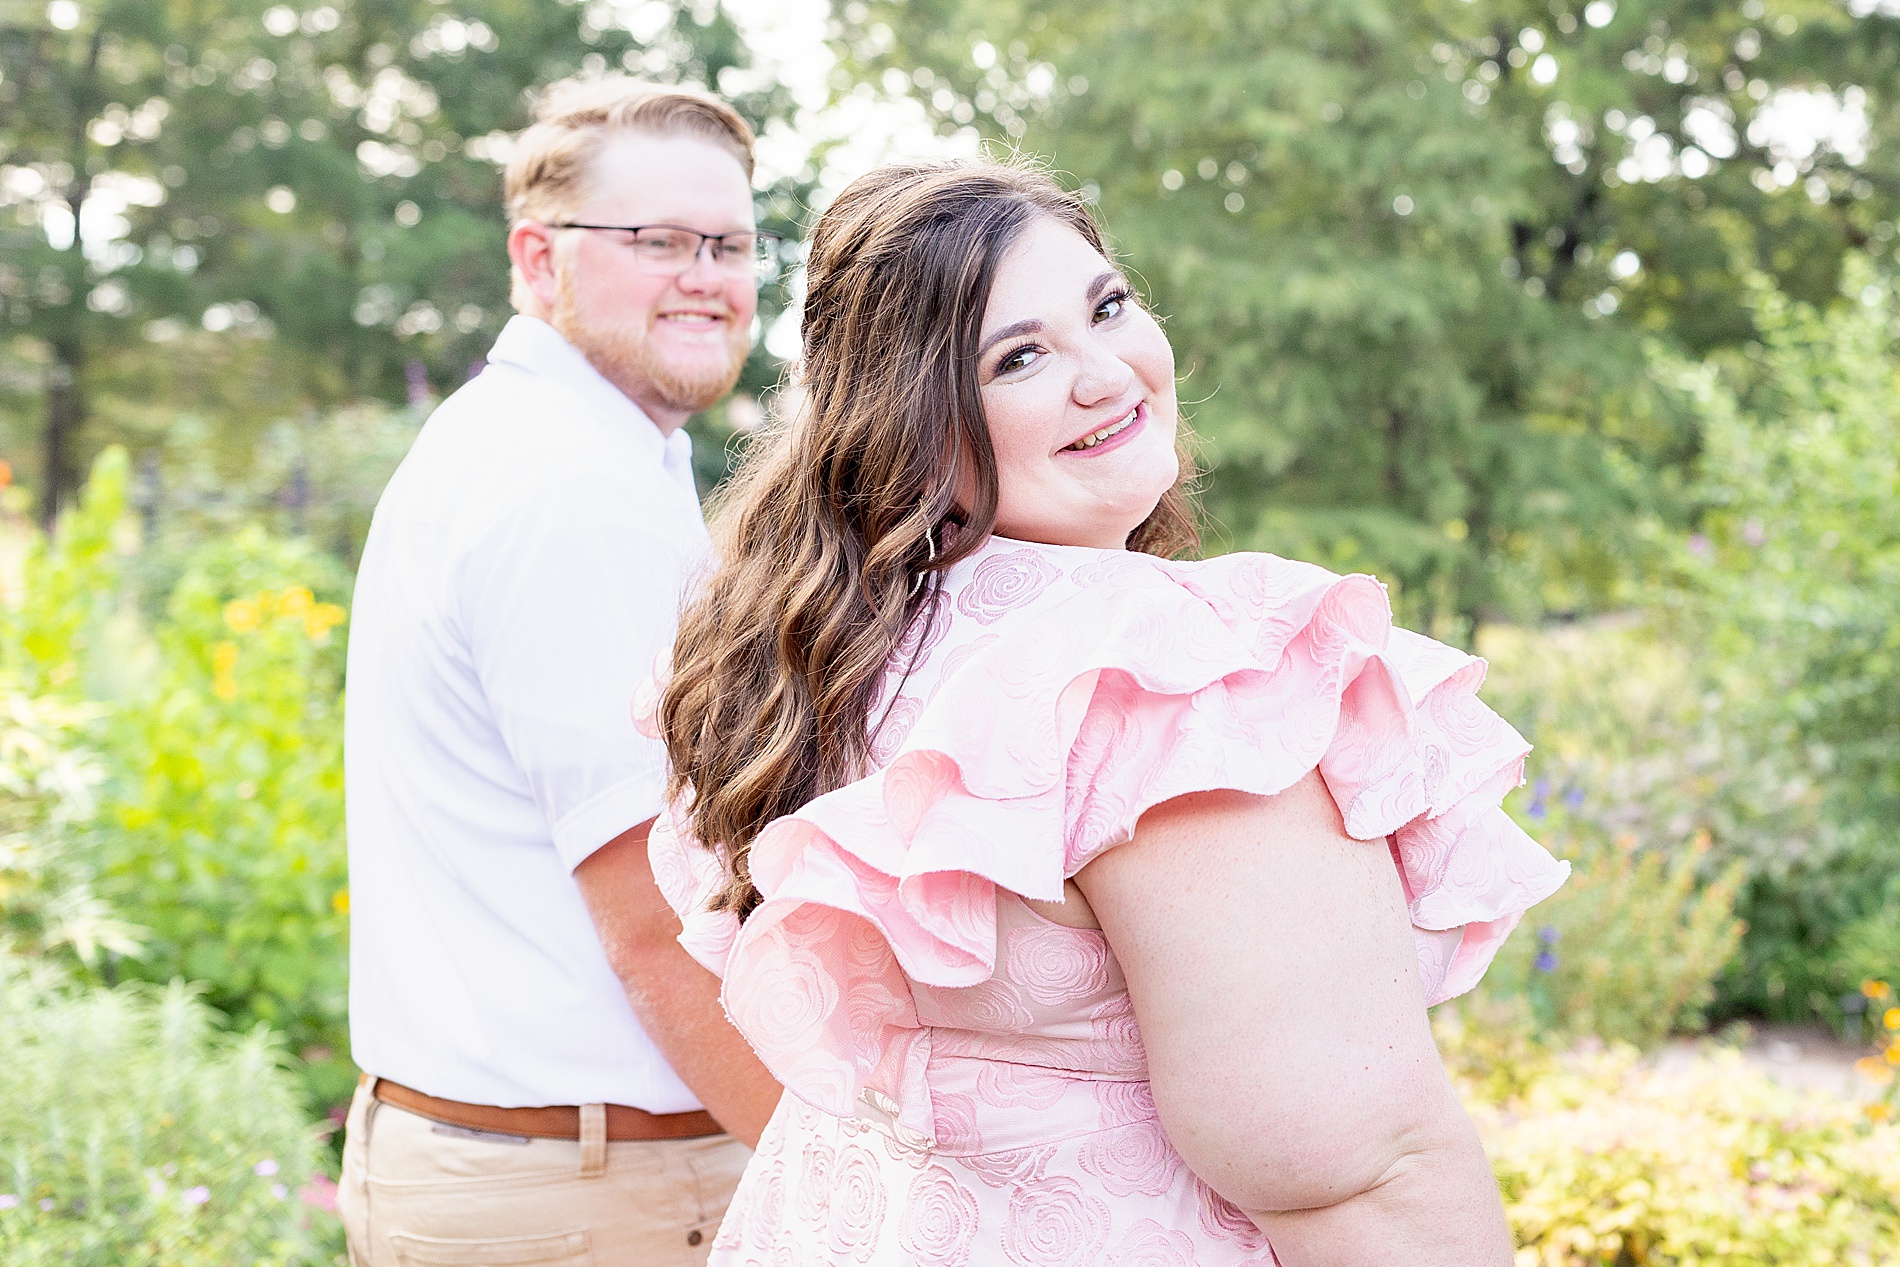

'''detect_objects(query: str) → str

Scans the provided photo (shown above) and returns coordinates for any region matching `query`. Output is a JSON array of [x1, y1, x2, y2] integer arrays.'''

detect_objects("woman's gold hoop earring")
[[909, 528, 939, 600]]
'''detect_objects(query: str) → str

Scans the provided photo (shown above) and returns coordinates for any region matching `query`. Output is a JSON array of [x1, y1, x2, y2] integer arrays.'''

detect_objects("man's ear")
[[507, 221, 561, 317]]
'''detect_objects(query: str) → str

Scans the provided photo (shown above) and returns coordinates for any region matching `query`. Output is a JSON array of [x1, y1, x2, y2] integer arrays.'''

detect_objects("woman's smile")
[[1059, 400, 1147, 455]]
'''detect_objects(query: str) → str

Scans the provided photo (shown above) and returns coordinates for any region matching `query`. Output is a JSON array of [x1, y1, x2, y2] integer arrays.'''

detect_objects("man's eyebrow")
[[977, 318, 1041, 358]]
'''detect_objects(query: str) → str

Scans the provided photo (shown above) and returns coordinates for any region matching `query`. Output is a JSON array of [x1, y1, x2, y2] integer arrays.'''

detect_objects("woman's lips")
[[1059, 401, 1147, 457]]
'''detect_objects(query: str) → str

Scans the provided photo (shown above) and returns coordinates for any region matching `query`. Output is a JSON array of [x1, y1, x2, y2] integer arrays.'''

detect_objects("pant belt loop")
[[578, 1104, 607, 1178]]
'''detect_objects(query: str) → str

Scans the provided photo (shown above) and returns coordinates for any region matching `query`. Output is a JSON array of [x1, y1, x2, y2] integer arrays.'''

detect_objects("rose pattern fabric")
[[647, 534, 1567, 1265]]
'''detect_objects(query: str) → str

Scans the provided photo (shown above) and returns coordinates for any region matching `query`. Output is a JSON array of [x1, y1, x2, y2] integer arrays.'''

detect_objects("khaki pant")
[[338, 1080, 750, 1267]]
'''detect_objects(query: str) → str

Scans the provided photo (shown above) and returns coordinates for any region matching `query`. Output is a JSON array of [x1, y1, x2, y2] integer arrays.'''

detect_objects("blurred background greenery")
[[3, 0, 1900, 1261]]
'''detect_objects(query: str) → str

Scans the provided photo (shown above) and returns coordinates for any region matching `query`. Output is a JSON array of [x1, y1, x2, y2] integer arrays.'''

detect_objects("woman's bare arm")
[[1072, 773, 1512, 1266]]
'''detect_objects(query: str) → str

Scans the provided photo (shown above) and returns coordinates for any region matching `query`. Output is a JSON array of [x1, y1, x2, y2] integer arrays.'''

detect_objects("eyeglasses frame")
[[547, 221, 784, 277]]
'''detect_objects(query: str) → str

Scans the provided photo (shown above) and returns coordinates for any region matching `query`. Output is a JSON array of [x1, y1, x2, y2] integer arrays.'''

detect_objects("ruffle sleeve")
[[664, 549, 1568, 1146]]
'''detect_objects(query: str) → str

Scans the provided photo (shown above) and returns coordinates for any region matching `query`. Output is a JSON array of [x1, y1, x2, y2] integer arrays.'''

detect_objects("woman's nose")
[[1072, 348, 1136, 407]]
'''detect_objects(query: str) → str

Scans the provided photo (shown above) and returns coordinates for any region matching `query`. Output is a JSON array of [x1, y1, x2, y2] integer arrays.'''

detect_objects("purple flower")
[[1742, 518, 1766, 546], [1538, 925, 1560, 946], [270, 1183, 288, 1201], [39, 1198, 54, 1211], [253, 1159, 278, 1177], [1687, 533, 1713, 558], [1535, 950, 1559, 974], [182, 1186, 210, 1207], [0, 1194, 18, 1210], [1527, 776, 1550, 822], [1563, 785, 1585, 811]]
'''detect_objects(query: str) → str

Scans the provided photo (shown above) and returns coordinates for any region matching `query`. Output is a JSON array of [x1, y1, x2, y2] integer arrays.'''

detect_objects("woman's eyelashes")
[[990, 291, 1134, 379], [994, 342, 1041, 375]]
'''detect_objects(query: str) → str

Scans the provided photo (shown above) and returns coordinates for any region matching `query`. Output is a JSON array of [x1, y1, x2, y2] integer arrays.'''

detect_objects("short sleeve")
[[462, 466, 707, 870], [693, 550, 1568, 1145]]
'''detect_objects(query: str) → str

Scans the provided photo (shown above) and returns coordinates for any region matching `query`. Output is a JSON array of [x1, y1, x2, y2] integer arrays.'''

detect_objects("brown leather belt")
[[365, 1075, 722, 1141]]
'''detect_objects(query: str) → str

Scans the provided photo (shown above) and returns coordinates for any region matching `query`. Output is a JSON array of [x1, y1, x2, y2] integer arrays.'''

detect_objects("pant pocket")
[[389, 1231, 592, 1266]]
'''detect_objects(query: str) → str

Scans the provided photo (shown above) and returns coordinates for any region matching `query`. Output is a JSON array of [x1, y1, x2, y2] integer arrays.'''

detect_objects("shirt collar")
[[485, 315, 697, 496]]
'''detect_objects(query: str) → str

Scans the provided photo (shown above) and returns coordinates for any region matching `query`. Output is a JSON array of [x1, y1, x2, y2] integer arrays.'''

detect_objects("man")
[[337, 78, 782, 1266]]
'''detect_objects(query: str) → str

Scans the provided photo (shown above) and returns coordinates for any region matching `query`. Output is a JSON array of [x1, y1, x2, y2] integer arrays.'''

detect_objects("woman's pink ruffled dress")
[[643, 537, 1568, 1266]]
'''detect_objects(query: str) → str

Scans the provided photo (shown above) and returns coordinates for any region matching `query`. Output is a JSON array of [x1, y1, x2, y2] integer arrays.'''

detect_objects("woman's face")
[[973, 216, 1179, 550]]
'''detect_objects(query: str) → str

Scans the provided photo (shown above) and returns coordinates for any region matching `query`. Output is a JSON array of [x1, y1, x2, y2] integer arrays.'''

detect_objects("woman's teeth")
[[1065, 407, 1138, 451]]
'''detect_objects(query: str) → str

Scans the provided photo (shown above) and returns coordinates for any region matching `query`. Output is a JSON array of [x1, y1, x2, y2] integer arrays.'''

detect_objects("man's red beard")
[[551, 267, 749, 416]]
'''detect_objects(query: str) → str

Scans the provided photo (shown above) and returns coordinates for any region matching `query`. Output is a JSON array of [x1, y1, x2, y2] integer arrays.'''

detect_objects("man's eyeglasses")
[[549, 222, 783, 280]]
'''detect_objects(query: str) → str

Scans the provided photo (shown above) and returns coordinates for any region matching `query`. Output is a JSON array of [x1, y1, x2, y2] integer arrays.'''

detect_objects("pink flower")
[[1195, 1177, 1267, 1248], [957, 550, 1059, 625], [931, 1091, 984, 1153], [975, 1059, 1070, 1110], [300, 1175, 338, 1213], [938, 977, 1033, 1033], [868, 696, 923, 766], [961, 1144, 1054, 1190], [898, 1166, 980, 1266], [252, 1158, 278, 1177], [889, 591, 950, 674], [1078, 1118, 1182, 1197], [728, 944, 839, 1058], [1092, 1078, 1158, 1130], [182, 1185, 210, 1207], [824, 1144, 887, 1262], [1089, 995, 1148, 1073], [1105, 1218, 1199, 1267], [1001, 1176, 1109, 1266], [792, 1138, 835, 1227], [1006, 923, 1110, 1005]]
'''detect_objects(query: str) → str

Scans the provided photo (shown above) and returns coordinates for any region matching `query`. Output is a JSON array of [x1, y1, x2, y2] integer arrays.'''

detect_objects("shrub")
[[91, 526, 352, 1106], [1469, 622, 1748, 1046], [1467, 1046, 1900, 1265], [0, 449, 354, 1108], [0, 681, 135, 972], [0, 955, 340, 1266], [1475, 836, 1745, 1048], [1655, 263, 1900, 1022]]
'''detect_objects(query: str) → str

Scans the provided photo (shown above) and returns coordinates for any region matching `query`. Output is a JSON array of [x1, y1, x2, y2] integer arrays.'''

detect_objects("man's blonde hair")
[[504, 76, 757, 229]]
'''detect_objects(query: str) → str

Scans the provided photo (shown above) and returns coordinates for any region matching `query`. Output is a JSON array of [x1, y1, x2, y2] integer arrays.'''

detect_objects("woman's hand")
[[1072, 772, 1513, 1266]]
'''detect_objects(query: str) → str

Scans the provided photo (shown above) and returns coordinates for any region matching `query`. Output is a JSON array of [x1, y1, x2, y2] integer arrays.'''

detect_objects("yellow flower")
[[223, 598, 260, 633], [1855, 1056, 1896, 1085], [280, 585, 314, 619], [305, 602, 346, 643], [331, 888, 350, 915], [1887, 1044, 1900, 1067], [1885, 1007, 1900, 1030], [1863, 979, 1893, 1000], [213, 673, 238, 701], [1869, 1102, 1893, 1122]]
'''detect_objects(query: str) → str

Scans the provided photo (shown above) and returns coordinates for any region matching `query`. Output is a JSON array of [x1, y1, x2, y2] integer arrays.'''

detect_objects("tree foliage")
[[837, 0, 1900, 631], [0, 0, 804, 514]]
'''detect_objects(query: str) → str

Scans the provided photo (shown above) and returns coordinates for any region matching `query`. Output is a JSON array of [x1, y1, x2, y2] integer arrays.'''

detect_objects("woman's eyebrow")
[[977, 318, 1041, 357], [977, 271, 1126, 358]]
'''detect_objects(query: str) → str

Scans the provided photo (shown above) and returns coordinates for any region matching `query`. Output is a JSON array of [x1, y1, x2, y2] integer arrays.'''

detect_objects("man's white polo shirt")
[[345, 315, 710, 1110]]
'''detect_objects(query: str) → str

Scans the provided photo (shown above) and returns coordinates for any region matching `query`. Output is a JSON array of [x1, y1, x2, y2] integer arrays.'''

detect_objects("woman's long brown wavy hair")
[[659, 157, 1200, 918]]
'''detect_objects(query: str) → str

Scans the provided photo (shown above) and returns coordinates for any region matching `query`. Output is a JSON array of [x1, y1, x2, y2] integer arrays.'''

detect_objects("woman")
[[643, 159, 1568, 1265]]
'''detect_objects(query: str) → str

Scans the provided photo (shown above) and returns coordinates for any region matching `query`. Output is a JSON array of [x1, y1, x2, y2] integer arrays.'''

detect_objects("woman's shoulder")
[[910, 538, 1393, 707]]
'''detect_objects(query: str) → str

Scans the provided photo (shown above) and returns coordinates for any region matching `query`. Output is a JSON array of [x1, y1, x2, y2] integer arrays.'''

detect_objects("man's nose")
[[675, 240, 727, 293]]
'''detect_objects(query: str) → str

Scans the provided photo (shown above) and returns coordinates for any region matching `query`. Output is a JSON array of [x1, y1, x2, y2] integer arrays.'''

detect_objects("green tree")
[[0, 1, 803, 517], [838, 0, 1900, 633]]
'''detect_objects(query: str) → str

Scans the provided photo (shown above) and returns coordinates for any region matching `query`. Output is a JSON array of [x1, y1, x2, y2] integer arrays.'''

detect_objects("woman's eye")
[[1094, 291, 1128, 323], [997, 345, 1040, 374]]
